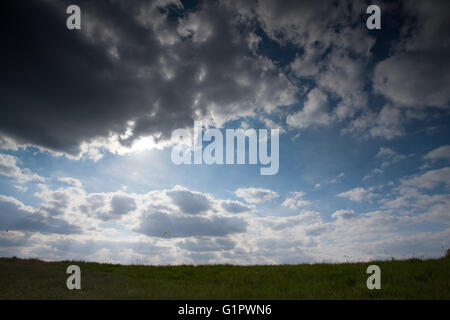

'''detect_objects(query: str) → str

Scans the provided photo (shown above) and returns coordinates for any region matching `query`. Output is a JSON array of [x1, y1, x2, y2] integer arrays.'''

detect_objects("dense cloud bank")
[[0, 162, 448, 264], [1, 1, 449, 158]]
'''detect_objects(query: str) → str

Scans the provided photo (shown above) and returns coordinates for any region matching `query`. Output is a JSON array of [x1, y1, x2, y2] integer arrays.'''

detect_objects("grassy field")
[[0, 256, 449, 299]]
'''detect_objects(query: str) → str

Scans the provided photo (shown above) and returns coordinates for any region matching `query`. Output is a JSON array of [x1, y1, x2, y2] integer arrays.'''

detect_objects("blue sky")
[[0, 0, 449, 264]]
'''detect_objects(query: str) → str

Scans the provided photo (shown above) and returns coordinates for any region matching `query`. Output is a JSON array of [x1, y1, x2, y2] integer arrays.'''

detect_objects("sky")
[[0, 0, 449, 264]]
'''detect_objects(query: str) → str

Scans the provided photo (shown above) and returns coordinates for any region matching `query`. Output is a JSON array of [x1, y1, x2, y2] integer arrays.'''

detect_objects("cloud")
[[330, 173, 344, 184], [332, 209, 356, 220], [39, 190, 72, 217], [19, 237, 175, 265], [286, 88, 333, 129], [423, 202, 450, 224], [400, 167, 450, 190], [135, 212, 247, 238], [235, 187, 279, 203], [226, 0, 374, 129], [1, 176, 448, 263], [35, 185, 136, 222], [79, 194, 107, 218], [167, 187, 212, 215], [0, 137, 18, 151], [84, 193, 137, 221], [0, 232, 31, 249], [36, 183, 252, 238], [0, 195, 81, 234], [0, 154, 44, 183], [1, 0, 448, 163], [373, 1, 450, 108], [423, 145, 450, 162], [373, 54, 450, 108], [2, 0, 446, 161], [110, 194, 137, 216], [0, 0, 296, 157], [338, 187, 375, 202], [281, 192, 310, 209], [0, 182, 251, 255], [317, 47, 369, 121], [177, 238, 236, 252], [1, 1, 450, 265], [220, 200, 252, 213], [377, 166, 450, 225], [263, 210, 322, 231], [376, 147, 408, 169], [58, 177, 82, 188], [290, 45, 320, 77], [343, 105, 405, 140], [336, 1, 450, 141]]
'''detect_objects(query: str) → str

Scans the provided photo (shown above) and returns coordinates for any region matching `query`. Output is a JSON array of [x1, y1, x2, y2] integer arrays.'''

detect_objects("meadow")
[[0, 256, 448, 299]]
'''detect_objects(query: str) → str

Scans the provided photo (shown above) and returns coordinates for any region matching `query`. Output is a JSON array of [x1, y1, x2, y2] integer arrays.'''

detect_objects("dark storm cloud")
[[0, 0, 295, 155], [0, 195, 81, 234], [136, 211, 247, 238]]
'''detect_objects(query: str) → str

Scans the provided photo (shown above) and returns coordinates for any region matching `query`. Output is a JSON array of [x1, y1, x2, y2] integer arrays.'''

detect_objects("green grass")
[[0, 256, 449, 299]]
